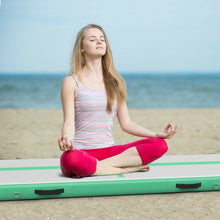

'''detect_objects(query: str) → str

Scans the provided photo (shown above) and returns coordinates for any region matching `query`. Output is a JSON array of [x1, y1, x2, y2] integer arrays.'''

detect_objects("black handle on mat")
[[176, 183, 201, 189], [35, 188, 64, 195]]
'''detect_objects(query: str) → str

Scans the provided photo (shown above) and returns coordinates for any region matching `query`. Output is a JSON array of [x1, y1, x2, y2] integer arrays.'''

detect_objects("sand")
[[0, 108, 220, 220]]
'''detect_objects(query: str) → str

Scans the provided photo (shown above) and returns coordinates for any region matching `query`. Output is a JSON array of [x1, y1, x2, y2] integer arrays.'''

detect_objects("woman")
[[58, 24, 177, 178]]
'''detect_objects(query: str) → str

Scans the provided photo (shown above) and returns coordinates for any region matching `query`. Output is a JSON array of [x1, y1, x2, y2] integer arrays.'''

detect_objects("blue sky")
[[0, 0, 220, 74]]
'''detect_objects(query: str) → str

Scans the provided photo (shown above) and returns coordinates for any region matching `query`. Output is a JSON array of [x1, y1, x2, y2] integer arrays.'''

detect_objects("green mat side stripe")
[[0, 166, 60, 171], [117, 174, 125, 177], [0, 161, 220, 171], [151, 161, 220, 166]]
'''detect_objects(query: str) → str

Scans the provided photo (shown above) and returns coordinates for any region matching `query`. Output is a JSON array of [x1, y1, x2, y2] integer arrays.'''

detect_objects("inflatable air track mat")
[[0, 154, 220, 200]]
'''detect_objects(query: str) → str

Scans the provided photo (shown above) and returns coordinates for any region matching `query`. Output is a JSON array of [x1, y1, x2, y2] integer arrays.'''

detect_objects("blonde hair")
[[69, 24, 126, 112]]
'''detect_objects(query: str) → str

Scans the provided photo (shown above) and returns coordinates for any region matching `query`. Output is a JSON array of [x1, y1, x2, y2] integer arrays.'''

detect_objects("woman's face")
[[82, 28, 106, 58]]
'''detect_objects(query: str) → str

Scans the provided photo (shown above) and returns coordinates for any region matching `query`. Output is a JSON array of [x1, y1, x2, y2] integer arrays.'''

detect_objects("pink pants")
[[60, 138, 168, 177]]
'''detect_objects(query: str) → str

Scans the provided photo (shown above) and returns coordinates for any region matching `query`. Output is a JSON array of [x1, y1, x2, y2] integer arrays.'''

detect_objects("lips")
[[96, 47, 103, 49]]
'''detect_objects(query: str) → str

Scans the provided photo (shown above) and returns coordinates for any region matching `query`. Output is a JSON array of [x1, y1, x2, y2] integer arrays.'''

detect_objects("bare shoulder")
[[62, 75, 77, 92]]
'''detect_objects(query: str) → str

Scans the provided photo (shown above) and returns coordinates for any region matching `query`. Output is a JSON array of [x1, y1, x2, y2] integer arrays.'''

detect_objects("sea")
[[0, 73, 220, 109]]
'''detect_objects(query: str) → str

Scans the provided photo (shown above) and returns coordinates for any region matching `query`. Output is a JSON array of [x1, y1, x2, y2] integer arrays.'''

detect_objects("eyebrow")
[[88, 35, 104, 39]]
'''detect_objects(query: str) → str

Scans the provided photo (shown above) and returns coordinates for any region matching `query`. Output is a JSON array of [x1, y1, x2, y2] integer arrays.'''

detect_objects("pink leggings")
[[60, 138, 168, 177]]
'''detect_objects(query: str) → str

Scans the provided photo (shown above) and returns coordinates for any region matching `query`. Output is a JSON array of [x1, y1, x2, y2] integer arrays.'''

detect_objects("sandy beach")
[[0, 108, 220, 220]]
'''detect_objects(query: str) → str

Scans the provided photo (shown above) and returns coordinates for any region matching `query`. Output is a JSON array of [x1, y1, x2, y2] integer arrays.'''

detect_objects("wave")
[[0, 84, 20, 92]]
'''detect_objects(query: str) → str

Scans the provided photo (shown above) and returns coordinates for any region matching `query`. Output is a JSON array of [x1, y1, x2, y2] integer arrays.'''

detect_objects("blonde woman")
[[58, 24, 177, 177]]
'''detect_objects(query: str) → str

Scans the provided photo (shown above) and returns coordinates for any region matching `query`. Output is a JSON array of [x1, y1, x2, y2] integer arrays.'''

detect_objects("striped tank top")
[[72, 75, 117, 150]]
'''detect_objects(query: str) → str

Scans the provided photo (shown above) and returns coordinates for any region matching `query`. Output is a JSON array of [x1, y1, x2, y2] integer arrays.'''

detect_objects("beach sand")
[[0, 108, 220, 220]]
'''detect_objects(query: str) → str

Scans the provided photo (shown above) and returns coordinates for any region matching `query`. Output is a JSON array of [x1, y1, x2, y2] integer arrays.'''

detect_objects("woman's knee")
[[153, 138, 168, 156], [60, 149, 97, 177], [136, 138, 168, 165], [60, 149, 79, 177]]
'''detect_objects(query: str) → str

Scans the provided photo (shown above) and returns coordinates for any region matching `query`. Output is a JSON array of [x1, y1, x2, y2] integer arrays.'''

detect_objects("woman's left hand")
[[155, 123, 178, 139]]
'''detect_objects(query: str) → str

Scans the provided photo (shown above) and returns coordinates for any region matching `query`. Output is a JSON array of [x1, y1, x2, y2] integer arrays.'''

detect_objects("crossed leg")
[[60, 138, 168, 177], [94, 147, 149, 176], [94, 138, 168, 176]]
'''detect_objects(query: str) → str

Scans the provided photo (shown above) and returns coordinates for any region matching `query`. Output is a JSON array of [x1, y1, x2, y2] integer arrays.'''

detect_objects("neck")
[[83, 57, 103, 77]]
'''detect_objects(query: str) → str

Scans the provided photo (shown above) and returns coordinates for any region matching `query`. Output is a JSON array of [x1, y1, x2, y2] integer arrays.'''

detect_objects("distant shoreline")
[[0, 71, 220, 76]]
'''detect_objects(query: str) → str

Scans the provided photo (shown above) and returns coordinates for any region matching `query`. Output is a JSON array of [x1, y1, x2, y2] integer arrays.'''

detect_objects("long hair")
[[69, 24, 126, 112]]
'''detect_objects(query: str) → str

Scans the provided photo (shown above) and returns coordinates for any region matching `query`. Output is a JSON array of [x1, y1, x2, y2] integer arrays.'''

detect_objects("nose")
[[97, 39, 102, 44]]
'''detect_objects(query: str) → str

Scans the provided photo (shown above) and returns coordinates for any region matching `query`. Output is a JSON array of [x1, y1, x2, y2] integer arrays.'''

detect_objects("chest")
[[75, 87, 107, 110], [81, 77, 105, 90], [74, 87, 117, 115]]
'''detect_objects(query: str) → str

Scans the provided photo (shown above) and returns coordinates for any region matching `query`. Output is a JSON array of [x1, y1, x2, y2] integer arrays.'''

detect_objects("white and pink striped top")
[[72, 75, 117, 150]]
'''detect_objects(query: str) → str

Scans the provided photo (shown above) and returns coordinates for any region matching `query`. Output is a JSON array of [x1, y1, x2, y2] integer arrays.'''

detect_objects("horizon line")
[[0, 71, 220, 75]]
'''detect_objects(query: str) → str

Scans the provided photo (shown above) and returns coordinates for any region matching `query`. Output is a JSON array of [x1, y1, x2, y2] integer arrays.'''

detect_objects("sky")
[[0, 0, 220, 74]]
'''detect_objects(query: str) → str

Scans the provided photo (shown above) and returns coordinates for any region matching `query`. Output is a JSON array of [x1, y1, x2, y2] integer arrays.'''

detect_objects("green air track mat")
[[0, 154, 220, 200]]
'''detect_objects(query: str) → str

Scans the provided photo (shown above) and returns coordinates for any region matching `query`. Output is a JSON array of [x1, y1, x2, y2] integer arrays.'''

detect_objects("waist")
[[73, 139, 115, 150]]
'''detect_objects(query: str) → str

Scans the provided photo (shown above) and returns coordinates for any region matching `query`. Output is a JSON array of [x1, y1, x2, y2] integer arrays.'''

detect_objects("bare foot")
[[138, 165, 150, 172], [94, 160, 150, 176]]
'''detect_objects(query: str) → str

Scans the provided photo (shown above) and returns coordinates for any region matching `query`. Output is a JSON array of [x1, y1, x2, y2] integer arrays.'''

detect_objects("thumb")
[[58, 138, 63, 149]]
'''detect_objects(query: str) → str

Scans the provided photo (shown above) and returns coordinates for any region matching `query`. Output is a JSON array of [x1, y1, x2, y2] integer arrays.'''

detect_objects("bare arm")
[[58, 76, 77, 151], [117, 101, 177, 139]]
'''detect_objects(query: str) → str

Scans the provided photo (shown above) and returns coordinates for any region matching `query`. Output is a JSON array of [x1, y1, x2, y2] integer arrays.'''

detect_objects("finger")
[[63, 147, 69, 152], [174, 125, 178, 132], [165, 123, 171, 130], [65, 142, 73, 150], [171, 125, 178, 133], [64, 146, 72, 152], [171, 125, 178, 137], [60, 137, 70, 151], [169, 125, 178, 138], [170, 124, 175, 136], [58, 138, 61, 146], [63, 136, 71, 149], [64, 142, 73, 152], [61, 140, 68, 151], [169, 123, 174, 131], [58, 138, 64, 150], [63, 144, 69, 151]]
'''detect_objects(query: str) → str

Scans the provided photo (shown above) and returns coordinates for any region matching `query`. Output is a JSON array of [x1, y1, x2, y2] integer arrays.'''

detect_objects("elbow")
[[120, 125, 127, 132], [120, 121, 132, 133]]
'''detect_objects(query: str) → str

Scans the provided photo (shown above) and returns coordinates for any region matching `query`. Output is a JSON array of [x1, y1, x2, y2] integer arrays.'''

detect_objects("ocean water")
[[0, 73, 220, 109]]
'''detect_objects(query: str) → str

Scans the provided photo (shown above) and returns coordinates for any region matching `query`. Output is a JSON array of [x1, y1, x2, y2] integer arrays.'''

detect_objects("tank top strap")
[[71, 74, 81, 89]]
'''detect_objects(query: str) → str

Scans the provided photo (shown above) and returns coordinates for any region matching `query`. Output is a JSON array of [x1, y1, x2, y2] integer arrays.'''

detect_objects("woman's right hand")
[[58, 136, 74, 152]]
